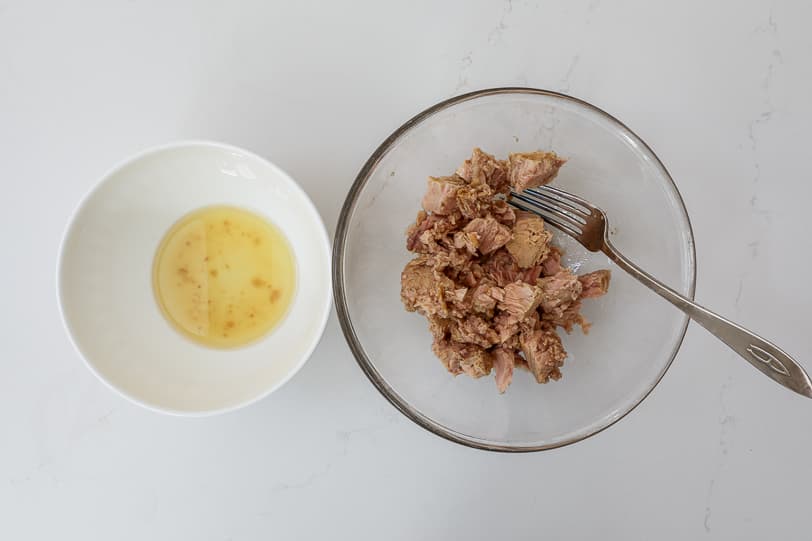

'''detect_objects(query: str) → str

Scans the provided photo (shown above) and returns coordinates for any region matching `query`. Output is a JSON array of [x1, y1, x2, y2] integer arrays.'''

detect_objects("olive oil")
[[153, 206, 296, 348]]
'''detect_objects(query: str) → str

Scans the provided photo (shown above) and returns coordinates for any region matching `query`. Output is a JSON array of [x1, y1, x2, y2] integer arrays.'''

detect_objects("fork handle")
[[601, 240, 812, 398]]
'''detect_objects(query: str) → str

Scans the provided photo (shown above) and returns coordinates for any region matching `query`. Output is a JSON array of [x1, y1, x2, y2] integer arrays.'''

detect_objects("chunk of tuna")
[[405, 211, 462, 253], [505, 211, 552, 268], [455, 260, 484, 288], [427, 249, 473, 277], [400, 256, 455, 317], [543, 300, 589, 334], [459, 345, 494, 378], [405, 210, 429, 252], [520, 265, 544, 284], [456, 148, 510, 193], [579, 270, 611, 299], [470, 282, 504, 315], [483, 248, 543, 287], [490, 199, 516, 226], [493, 311, 521, 343], [498, 281, 544, 318], [428, 316, 451, 340], [493, 347, 519, 393], [450, 314, 500, 348], [432, 337, 463, 375], [464, 215, 512, 254], [453, 230, 479, 254], [444, 287, 468, 305], [422, 175, 464, 215], [483, 249, 519, 287], [538, 269, 582, 317], [432, 338, 493, 378], [508, 151, 567, 192], [520, 324, 567, 383], [541, 245, 563, 276], [456, 183, 495, 219]]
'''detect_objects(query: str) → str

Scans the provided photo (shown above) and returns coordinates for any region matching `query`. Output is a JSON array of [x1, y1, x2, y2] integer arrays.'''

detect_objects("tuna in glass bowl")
[[333, 88, 695, 452]]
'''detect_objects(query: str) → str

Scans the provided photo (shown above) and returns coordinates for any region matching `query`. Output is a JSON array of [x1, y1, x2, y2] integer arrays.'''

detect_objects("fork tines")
[[509, 186, 592, 237]]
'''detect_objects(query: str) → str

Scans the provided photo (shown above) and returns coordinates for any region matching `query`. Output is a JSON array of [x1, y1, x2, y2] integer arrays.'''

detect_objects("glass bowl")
[[333, 88, 696, 451]]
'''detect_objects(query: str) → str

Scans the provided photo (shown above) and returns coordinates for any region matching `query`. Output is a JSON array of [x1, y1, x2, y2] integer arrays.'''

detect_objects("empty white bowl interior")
[[59, 143, 331, 414], [341, 92, 694, 448]]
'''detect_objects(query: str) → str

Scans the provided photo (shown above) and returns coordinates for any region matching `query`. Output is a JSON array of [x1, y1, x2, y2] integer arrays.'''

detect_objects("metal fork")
[[510, 185, 812, 398]]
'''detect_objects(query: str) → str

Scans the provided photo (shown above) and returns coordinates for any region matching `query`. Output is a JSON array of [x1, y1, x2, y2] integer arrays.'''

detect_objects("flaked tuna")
[[463, 215, 512, 255], [506, 211, 552, 268], [508, 151, 566, 192], [456, 147, 510, 193], [400, 147, 610, 392]]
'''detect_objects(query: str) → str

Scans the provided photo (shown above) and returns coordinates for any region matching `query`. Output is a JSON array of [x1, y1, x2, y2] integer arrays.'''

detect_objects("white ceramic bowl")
[[58, 141, 331, 415]]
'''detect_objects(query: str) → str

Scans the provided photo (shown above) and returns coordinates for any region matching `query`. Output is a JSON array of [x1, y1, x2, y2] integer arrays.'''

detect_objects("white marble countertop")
[[2, 1, 811, 539]]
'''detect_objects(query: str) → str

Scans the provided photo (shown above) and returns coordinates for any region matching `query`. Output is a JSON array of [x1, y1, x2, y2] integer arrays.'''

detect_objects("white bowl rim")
[[56, 140, 332, 417], [332, 87, 697, 452]]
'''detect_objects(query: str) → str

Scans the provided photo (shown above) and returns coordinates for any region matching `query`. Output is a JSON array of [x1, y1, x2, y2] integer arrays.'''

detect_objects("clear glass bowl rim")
[[332, 87, 697, 452]]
